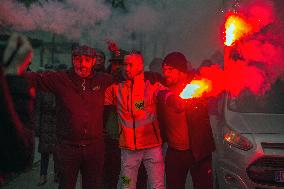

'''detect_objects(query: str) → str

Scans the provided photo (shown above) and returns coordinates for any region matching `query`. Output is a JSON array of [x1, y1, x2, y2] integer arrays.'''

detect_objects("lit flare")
[[179, 79, 212, 99], [225, 14, 252, 46]]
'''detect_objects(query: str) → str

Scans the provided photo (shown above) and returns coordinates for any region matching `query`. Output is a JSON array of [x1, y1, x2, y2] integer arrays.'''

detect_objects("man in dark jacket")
[[157, 52, 215, 189], [10, 44, 112, 189], [35, 64, 58, 186], [104, 50, 125, 189]]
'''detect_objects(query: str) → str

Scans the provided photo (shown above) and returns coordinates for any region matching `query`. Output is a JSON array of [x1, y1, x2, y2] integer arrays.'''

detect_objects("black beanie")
[[162, 52, 188, 72]]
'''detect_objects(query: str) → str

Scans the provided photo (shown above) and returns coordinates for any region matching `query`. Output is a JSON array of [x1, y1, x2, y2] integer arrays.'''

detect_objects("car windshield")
[[228, 78, 284, 113]]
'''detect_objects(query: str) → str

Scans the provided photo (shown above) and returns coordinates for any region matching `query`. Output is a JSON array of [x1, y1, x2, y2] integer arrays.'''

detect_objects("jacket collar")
[[122, 72, 144, 86]]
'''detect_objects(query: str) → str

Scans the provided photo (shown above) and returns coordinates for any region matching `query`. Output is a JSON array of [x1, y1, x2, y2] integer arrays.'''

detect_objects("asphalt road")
[[2, 138, 193, 189]]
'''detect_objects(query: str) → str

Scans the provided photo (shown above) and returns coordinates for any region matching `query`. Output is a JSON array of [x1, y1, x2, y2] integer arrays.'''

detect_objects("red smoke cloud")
[[198, 61, 266, 97], [198, 0, 284, 98]]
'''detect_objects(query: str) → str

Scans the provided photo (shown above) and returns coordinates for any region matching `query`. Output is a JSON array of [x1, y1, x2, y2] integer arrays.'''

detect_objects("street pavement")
[[2, 137, 82, 189], [2, 163, 192, 189], [2, 160, 63, 189], [2, 138, 193, 189]]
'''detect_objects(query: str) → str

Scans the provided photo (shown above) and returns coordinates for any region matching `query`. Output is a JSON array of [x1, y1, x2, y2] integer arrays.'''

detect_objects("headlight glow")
[[223, 127, 253, 151]]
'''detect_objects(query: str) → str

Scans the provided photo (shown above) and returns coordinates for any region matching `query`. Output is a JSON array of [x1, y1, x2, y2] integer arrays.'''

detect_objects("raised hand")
[[2, 33, 33, 75]]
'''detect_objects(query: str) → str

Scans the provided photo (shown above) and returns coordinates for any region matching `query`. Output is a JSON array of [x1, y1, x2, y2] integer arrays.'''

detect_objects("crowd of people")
[[0, 33, 215, 189]]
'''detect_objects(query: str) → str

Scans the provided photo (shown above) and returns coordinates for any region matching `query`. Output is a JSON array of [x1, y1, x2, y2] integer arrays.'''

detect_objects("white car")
[[211, 79, 284, 189]]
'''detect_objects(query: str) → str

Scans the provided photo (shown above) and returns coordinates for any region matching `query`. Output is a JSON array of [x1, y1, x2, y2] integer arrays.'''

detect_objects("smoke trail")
[[0, 0, 111, 39], [0, 0, 224, 65], [238, 0, 275, 31], [199, 0, 284, 97]]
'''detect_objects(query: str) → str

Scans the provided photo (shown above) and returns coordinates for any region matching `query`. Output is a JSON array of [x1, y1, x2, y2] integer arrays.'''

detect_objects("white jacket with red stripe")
[[105, 73, 164, 150]]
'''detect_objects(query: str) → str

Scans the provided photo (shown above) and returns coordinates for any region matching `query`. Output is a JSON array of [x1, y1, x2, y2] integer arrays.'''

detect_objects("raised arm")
[[2, 33, 32, 76], [0, 33, 35, 173], [24, 71, 58, 93]]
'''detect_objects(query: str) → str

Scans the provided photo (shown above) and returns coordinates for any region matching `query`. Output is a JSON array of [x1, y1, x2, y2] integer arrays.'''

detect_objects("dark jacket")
[[157, 81, 215, 161], [36, 92, 57, 153], [25, 70, 113, 144], [186, 97, 215, 161], [0, 67, 35, 173]]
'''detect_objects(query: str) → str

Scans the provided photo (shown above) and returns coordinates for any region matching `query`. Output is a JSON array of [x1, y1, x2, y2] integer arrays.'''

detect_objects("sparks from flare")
[[179, 79, 212, 99]]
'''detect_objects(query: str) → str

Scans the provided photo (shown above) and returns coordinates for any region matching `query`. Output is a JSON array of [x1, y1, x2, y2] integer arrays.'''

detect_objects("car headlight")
[[223, 126, 253, 151]]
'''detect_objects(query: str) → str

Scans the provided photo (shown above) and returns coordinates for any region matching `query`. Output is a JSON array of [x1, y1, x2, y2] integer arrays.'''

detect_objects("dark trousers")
[[165, 147, 213, 189], [104, 138, 121, 189], [103, 137, 147, 189], [40, 152, 49, 176], [55, 140, 104, 189], [40, 152, 59, 179]]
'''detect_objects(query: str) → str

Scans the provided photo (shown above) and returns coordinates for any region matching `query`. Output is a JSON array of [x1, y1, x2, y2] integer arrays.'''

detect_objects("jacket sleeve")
[[0, 67, 35, 173], [158, 90, 186, 112], [105, 84, 115, 105], [0, 69, 32, 134], [24, 72, 58, 93], [154, 82, 186, 112]]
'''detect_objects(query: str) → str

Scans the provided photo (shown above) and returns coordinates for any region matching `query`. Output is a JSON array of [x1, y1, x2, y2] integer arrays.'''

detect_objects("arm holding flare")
[[157, 79, 212, 111], [157, 88, 186, 112]]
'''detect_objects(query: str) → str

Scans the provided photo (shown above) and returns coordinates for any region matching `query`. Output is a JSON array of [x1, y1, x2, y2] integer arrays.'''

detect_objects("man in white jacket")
[[105, 51, 166, 189]]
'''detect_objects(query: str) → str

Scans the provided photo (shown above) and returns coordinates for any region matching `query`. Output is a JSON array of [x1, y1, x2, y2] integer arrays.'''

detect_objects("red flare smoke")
[[208, 0, 283, 98], [196, 62, 266, 98]]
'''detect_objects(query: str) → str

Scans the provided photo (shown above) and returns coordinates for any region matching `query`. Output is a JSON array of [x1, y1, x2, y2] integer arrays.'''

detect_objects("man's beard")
[[123, 70, 143, 80], [75, 68, 91, 77], [165, 78, 178, 87]]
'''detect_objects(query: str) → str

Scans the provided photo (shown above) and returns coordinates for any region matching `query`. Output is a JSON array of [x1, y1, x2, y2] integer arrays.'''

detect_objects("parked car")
[[211, 78, 284, 189]]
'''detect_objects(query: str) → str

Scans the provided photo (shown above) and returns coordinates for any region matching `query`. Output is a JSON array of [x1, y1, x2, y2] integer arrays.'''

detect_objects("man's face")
[[110, 61, 122, 76], [96, 52, 105, 65], [94, 52, 105, 70], [122, 54, 143, 80], [162, 65, 183, 86], [73, 55, 96, 77]]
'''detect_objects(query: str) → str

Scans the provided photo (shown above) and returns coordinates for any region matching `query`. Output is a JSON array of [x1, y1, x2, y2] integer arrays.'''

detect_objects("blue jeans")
[[119, 146, 165, 189], [104, 137, 147, 189]]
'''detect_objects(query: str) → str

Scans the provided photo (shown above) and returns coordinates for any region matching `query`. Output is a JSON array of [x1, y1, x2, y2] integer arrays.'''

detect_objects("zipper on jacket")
[[127, 95, 130, 112], [130, 80, 137, 150], [82, 79, 86, 91]]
